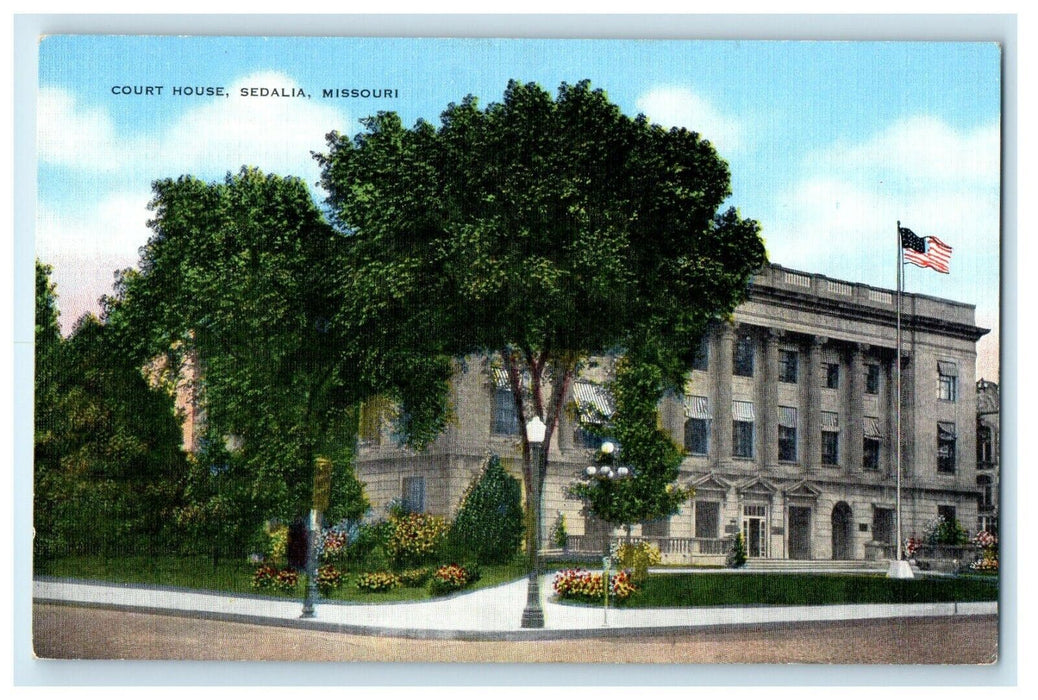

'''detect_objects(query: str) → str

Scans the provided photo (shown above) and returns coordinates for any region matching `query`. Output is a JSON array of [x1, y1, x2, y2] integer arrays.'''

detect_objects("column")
[[716, 323, 735, 469], [805, 336, 824, 474], [848, 343, 865, 474], [763, 329, 780, 469]]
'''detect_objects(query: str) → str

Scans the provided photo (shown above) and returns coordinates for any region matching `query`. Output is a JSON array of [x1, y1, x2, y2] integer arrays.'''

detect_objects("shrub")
[[398, 567, 433, 587], [251, 565, 299, 592], [552, 568, 637, 603], [319, 526, 352, 567], [551, 512, 569, 550], [387, 513, 448, 566], [429, 563, 476, 596], [924, 515, 970, 546], [448, 455, 525, 564], [726, 532, 747, 568], [348, 520, 393, 567], [616, 541, 661, 583], [264, 521, 289, 566], [356, 571, 401, 593], [316, 565, 344, 594]]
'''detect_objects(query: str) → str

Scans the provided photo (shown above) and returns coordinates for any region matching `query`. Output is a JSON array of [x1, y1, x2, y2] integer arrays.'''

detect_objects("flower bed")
[[429, 563, 478, 595], [552, 568, 637, 604], [251, 565, 299, 592], [356, 571, 401, 593]]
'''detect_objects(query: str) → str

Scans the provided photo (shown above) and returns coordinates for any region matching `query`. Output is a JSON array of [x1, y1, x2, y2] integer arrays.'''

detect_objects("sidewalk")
[[33, 575, 997, 640]]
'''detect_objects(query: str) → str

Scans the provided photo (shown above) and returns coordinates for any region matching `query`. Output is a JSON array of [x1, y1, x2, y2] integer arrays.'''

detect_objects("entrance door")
[[742, 504, 768, 558], [788, 506, 812, 560], [831, 502, 853, 560]]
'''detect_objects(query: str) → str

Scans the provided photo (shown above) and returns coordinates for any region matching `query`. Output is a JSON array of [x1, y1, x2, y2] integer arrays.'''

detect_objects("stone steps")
[[744, 558, 888, 571]]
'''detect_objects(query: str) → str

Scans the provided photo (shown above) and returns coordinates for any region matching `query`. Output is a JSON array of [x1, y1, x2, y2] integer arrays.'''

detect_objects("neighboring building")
[[355, 263, 990, 563], [976, 379, 999, 535]]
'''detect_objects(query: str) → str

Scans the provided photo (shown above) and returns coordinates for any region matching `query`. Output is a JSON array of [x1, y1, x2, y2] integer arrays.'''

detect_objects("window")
[[692, 334, 709, 371], [865, 364, 880, 394], [574, 426, 605, 449], [778, 406, 797, 462], [937, 505, 957, 525], [733, 335, 754, 377], [863, 438, 881, 471], [685, 418, 709, 455], [492, 387, 520, 435], [694, 501, 720, 539], [825, 362, 840, 389], [873, 508, 895, 545], [977, 475, 994, 509], [779, 349, 798, 383], [641, 518, 670, 538], [683, 395, 710, 455], [822, 411, 839, 466], [732, 400, 755, 458], [863, 417, 883, 471], [938, 361, 958, 402], [938, 422, 957, 473], [977, 425, 993, 468], [402, 476, 425, 514]]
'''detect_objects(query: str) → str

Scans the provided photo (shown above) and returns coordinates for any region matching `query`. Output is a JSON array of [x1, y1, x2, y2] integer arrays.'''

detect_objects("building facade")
[[976, 378, 999, 535], [355, 263, 990, 563]]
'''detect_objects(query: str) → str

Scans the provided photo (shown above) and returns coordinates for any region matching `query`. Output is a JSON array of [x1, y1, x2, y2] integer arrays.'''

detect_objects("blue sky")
[[36, 36, 1002, 378]]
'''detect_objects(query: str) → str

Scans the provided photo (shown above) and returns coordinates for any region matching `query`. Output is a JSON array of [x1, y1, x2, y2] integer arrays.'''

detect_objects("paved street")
[[33, 604, 997, 664]]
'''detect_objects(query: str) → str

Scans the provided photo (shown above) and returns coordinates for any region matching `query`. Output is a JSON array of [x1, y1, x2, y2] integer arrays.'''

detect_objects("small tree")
[[726, 531, 747, 569], [449, 454, 525, 564]]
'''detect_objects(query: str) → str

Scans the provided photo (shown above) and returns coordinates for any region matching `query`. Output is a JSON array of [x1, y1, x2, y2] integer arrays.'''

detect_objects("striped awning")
[[863, 416, 884, 439], [821, 411, 840, 431], [732, 400, 755, 422], [573, 381, 614, 423], [938, 421, 957, 439], [778, 406, 797, 428], [683, 395, 711, 419], [937, 361, 958, 376], [491, 367, 531, 390]]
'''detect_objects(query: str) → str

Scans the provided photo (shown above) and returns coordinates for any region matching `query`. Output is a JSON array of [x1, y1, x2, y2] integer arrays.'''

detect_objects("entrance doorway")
[[742, 504, 768, 558], [788, 506, 812, 560], [831, 502, 853, 560]]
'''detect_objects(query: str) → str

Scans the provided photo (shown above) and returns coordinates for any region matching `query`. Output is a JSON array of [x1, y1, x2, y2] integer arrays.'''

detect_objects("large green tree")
[[317, 80, 767, 560], [103, 168, 431, 547], [34, 262, 188, 559]]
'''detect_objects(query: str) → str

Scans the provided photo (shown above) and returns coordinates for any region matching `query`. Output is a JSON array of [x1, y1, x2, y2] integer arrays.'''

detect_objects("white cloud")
[[37, 87, 123, 172], [759, 116, 1001, 377], [38, 71, 352, 184], [635, 85, 745, 156]]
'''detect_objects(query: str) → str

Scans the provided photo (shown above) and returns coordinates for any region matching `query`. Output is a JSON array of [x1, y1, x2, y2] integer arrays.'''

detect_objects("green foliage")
[[34, 262, 190, 560], [317, 79, 766, 564], [448, 454, 525, 564], [727, 531, 747, 568], [550, 512, 569, 549], [397, 567, 433, 587], [570, 357, 693, 527], [102, 168, 380, 538], [926, 516, 970, 546], [616, 541, 662, 583]]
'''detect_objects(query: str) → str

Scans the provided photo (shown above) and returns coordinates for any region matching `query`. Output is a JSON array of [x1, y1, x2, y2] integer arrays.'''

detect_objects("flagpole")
[[896, 221, 903, 564]]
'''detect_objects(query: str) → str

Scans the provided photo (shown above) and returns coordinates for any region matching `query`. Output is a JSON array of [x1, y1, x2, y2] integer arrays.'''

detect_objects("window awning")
[[573, 381, 614, 423], [863, 416, 884, 439], [683, 395, 711, 419], [778, 406, 797, 428], [937, 361, 958, 377], [821, 411, 840, 431], [492, 367, 531, 390], [733, 400, 755, 422], [938, 421, 957, 439]]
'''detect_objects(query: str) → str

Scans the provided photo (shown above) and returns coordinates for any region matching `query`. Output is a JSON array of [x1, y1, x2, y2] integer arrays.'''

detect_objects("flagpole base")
[[886, 559, 915, 579]]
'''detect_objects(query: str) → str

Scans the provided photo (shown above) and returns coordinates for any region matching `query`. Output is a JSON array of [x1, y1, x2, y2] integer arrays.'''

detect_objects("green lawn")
[[35, 555, 527, 603], [615, 572, 998, 608]]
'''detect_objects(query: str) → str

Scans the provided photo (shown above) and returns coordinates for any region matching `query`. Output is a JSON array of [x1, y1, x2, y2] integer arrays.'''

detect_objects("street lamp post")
[[521, 416, 547, 628], [584, 440, 630, 627]]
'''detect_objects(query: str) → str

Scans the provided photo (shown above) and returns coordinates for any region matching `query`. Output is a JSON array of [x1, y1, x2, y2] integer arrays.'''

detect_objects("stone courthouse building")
[[354, 263, 990, 564]]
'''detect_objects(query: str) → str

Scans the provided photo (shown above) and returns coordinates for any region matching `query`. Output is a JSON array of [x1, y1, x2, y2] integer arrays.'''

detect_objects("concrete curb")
[[33, 576, 998, 641]]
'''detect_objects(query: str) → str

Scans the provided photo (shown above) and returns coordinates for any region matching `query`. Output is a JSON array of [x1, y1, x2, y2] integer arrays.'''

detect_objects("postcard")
[[27, 27, 1004, 674]]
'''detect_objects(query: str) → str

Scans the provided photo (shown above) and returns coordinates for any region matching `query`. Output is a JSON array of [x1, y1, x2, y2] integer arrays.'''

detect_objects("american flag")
[[900, 227, 952, 274]]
